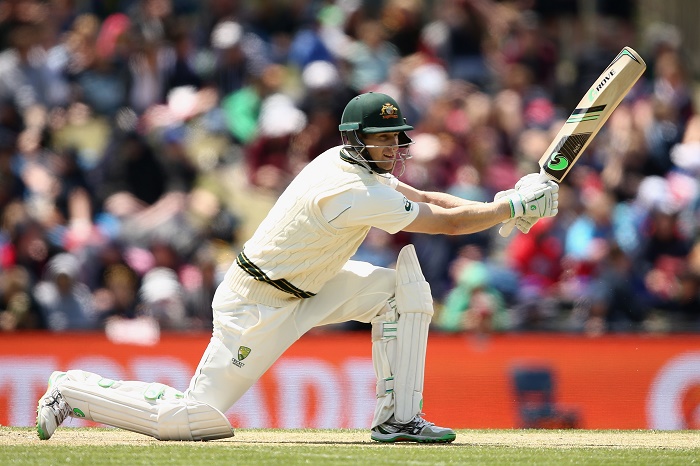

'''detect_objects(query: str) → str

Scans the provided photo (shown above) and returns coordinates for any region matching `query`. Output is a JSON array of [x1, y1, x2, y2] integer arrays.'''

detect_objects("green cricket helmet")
[[339, 92, 414, 175]]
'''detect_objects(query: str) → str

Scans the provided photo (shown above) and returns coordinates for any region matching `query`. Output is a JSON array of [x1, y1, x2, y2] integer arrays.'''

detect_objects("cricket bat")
[[500, 46, 647, 237]]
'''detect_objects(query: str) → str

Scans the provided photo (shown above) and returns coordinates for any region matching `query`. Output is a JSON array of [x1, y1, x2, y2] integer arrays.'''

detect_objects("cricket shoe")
[[371, 414, 456, 443], [36, 371, 71, 440]]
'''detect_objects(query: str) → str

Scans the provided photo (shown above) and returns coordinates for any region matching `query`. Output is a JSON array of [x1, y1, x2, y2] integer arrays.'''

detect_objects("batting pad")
[[371, 245, 434, 426], [371, 298, 398, 427], [57, 370, 234, 441]]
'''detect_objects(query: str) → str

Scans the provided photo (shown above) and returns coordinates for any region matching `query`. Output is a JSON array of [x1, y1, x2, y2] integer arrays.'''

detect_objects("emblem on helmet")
[[381, 103, 399, 119]]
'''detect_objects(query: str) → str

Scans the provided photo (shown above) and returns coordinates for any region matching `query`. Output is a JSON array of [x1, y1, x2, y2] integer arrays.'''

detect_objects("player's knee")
[[368, 266, 396, 294], [157, 400, 234, 441], [395, 245, 433, 316]]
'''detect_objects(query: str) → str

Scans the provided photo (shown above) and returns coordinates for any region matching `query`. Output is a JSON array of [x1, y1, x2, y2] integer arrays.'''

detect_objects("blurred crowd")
[[1, 0, 699, 339]]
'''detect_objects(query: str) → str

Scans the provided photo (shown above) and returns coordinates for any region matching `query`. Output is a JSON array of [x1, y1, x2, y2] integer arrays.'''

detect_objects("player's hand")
[[495, 172, 544, 236], [494, 189, 535, 234], [505, 181, 559, 219], [513, 215, 538, 234], [511, 173, 544, 232], [515, 173, 542, 190]]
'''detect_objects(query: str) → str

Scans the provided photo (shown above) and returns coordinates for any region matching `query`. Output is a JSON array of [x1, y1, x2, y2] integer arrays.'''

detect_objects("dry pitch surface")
[[1, 427, 698, 448]]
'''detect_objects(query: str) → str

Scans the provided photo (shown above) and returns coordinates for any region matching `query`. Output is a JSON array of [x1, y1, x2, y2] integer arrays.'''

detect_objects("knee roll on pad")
[[157, 400, 234, 441]]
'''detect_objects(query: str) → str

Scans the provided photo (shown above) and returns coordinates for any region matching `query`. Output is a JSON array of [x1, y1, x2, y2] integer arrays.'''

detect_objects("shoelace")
[[379, 414, 435, 434], [45, 391, 71, 421], [414, 415, 434, 427]]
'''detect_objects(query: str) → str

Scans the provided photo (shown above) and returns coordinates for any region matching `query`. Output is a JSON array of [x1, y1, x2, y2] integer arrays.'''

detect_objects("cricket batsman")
[[36, 92, 558, 443]]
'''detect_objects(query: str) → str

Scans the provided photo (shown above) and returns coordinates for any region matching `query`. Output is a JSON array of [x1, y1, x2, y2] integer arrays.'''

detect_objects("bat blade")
[[539, 46, 647, 183]]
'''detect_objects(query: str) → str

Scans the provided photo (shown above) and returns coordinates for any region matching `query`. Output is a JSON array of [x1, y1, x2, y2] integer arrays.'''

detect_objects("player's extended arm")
[[397, 182, 485, 209], [402, 181, 558, 235]]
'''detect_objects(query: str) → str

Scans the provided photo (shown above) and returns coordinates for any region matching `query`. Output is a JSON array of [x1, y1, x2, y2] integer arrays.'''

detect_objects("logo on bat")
[[543, 133, 591, 182], [588, 69, 616, 102], [547, 153, 569, 171]]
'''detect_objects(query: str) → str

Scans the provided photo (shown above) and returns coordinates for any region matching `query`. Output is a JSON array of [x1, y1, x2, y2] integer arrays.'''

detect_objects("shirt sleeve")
[[320, 181, 419, 234]]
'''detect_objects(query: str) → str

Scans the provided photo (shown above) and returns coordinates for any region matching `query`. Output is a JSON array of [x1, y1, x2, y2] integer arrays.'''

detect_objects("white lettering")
[[273, 358, 341, 428], [132, 357, 192, 391], [0, 357, 57, 426], [647, 352, 700, 429], [70, 356, 127, 381], [226, 381, 270, 428], [343, 358, 375, 428]]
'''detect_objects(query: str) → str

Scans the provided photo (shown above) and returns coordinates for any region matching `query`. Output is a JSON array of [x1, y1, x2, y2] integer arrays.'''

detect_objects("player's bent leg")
[[36, 369, 234, 441], [185, 286, 308, 413], [370, 244, 455, 443]]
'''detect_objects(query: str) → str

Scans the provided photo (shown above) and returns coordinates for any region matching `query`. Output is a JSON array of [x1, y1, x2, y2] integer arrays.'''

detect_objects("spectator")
[[0, 265, 43, 330], [139, 266, 187, 330], [93, 263, 141, 323], [437, 250, 508, 334], [33, 252, 96, 331], [0, 1, 698, 337], [208, 20, 248, 97], [0, 24, 61, 111], [574, 243, 648, 335], [220, 62, 284, 145], [343, 19, 400, 92], [182, 245, 221, 330]]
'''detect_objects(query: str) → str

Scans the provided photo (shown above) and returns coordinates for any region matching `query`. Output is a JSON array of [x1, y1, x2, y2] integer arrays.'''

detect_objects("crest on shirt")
[[404, 197, 413, 212], [232, 346, 251, 367], [381, 103, 399, 119], [238, 346, 251, 360]]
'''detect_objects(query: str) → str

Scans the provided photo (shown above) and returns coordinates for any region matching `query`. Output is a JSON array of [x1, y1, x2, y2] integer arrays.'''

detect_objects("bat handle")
[[497, 171, 552, 238]]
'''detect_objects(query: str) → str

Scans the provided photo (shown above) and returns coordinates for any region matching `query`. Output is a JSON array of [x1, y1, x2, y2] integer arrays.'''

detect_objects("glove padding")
[[497, 173, 547, 237], [515, 173, 543, 190], [494, 189, 539, 234], [505, 180, 559, 218]]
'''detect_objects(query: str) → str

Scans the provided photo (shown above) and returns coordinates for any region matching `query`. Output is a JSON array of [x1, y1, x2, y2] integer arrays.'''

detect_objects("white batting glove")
[[497, 173, 547, 237], [515, 173, 542, 190], [494, 189, 538, 234], [512, 216, 538, 234], [504, 181, 559, 218]]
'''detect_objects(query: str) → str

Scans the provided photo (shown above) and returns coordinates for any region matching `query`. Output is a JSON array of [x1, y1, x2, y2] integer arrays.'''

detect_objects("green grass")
[[1, 427, 699, 466]]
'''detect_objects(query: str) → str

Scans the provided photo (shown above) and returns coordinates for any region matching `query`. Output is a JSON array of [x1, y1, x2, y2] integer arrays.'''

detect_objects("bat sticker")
[[606, 48, 643, 70], [542, 132, 592, 182], [566, 105, 607, 123]]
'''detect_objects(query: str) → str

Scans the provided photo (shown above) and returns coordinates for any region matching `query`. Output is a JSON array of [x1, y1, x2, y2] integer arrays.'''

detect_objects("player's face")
[[362, 132, 402, 172]]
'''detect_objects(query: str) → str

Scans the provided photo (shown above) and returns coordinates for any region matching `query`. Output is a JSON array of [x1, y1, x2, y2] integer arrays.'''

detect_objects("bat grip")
[[497, 170, 552, 238]]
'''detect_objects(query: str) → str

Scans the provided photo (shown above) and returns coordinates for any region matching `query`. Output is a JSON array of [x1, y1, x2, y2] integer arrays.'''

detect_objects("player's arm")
[[403, 201, 511, 235], [402, 182, 559, 235], [396, 181, 483, 209]]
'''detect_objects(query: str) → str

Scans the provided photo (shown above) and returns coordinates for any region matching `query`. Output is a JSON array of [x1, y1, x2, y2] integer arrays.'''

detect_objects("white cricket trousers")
[[184, 260, 395, 414]]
